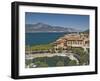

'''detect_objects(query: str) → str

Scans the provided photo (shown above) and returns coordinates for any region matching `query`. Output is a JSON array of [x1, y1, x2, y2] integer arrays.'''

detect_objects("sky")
[[25, 12, 89, 31]]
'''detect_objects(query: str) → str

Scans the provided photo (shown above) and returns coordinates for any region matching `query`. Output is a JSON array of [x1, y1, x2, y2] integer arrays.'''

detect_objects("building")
[[53, 38, 67, 49], [54, 33, 89, 50]]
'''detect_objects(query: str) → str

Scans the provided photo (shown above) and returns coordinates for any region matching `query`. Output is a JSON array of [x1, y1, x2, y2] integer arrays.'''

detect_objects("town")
[[53, 33, 89, 52]]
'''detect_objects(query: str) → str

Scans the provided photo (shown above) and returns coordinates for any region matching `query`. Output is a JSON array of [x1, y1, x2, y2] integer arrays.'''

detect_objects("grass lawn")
[[26, 44, 54, 51]]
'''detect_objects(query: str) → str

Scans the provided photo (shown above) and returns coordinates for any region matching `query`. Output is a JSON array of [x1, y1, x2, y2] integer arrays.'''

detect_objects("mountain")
[[82, 29, 89, 33], [25, 23, 81, 33]]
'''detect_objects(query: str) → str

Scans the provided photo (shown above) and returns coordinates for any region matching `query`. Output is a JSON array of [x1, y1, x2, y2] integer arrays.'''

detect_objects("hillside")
[[25, 23, 81, 33]]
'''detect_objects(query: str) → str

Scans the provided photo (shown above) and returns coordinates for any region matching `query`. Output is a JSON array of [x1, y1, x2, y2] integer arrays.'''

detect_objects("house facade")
[[54, 33, 89, 50]]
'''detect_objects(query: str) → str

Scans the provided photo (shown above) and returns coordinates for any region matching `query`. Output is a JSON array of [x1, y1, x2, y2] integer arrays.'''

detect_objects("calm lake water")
[[25, 32, 68, 46]]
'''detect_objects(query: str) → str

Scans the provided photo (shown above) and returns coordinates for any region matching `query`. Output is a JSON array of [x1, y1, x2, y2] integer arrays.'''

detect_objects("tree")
[[39, 62, 48, 67], [56, 61, 64, 66], [68, 60, 77, 66], [25, 59, 32, 66], [34, 61, 48, 67], [79, 52, 89, 65], [71, 47, 84, 56]]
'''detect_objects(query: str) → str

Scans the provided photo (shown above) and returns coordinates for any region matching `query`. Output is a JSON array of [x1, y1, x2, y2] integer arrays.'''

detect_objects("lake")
[[25, 32, 68, 46]]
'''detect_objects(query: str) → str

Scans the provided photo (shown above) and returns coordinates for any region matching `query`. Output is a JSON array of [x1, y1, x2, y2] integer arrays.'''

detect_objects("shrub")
[[68, 60, 77, 66]]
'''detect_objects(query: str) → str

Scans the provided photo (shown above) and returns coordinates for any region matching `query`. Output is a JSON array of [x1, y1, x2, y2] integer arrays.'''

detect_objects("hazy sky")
[[25, 12, 89, 31]]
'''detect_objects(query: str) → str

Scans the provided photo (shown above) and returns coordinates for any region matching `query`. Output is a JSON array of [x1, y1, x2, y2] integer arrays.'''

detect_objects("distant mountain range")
[[83, 29, 89, 33], [25, 23, 84, 33]]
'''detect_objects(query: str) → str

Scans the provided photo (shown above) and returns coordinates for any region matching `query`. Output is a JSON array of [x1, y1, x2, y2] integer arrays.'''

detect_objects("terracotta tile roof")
[[54, 34, 89, 44], [66, 36, 83, 41], [63, 35, 83, 41], [54, 39, 66, 44]]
